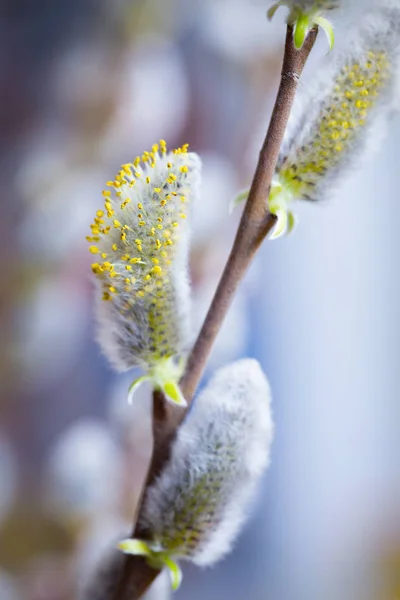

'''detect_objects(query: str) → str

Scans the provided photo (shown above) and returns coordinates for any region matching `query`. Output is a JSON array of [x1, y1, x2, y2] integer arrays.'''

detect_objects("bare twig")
[[111, 25, 318, 600]]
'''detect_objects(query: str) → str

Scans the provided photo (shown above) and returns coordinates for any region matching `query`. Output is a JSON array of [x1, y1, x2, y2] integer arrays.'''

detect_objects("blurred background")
[[0, 0, 399, 599]]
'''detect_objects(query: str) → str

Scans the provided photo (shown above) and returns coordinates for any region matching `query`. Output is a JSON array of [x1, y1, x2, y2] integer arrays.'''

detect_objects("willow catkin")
[[269, 1, 400, 235], [87, 141, 201, 404], [120, 359, 274, 573]]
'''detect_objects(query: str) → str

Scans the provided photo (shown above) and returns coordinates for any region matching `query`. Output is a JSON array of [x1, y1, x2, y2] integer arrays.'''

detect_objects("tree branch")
[[111, 25, 318, 600]]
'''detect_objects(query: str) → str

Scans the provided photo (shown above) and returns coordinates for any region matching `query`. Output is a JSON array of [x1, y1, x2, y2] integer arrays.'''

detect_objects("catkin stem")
[[111, 25, 318, 600]]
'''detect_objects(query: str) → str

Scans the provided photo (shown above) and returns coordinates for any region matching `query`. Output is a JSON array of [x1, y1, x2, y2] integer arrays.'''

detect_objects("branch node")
[[282, 71, 300, 82]]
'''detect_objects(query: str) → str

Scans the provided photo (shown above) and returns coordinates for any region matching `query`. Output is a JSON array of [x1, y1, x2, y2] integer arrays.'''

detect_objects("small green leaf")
[[127, 375, 150, 404], [314, 16, 335, 51], [163, 557, 183, 591], [163, 382, 187, 407], [229, 189, 249, 215], [293, 14, 310, 49], [286, 211, 297, 234], [269, 208, 288, 240], [267, 1, 287, 20], [118, 539, 152, 557]]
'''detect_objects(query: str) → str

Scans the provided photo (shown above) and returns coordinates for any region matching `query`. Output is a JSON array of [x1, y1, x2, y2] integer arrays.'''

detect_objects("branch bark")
[[111, 24, 318, 600]]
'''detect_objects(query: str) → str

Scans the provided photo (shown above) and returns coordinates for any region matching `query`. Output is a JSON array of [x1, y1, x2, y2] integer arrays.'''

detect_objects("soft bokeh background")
[[0, 0, 399, 599]]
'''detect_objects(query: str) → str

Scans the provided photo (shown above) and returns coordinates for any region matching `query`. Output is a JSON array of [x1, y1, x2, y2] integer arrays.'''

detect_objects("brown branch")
[[111, 25, 318, 600]]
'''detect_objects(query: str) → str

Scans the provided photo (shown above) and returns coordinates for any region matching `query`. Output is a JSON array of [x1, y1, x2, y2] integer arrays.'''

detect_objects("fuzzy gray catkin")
[[135, 359, 274, 567], [268, 1, 400, 235]]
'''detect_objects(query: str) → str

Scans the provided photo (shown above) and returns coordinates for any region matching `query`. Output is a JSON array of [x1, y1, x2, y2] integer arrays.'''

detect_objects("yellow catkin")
[[86, 141, 201, 368], [276, 49, 391, 201]]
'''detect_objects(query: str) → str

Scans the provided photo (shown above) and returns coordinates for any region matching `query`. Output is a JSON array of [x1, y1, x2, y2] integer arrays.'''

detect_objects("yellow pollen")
[[89, 246, 99, 254], [180, 165, 189, 173]]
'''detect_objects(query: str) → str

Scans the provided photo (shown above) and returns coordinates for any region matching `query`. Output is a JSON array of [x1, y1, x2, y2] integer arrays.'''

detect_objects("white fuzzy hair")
[[139, 359, 274, 567], [276, 0, 400, 203]]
